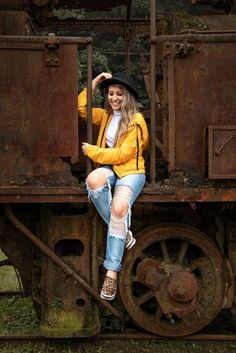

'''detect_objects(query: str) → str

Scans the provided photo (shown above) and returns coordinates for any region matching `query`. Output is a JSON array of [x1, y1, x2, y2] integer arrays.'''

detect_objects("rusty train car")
[[0, 0, 236, 338]]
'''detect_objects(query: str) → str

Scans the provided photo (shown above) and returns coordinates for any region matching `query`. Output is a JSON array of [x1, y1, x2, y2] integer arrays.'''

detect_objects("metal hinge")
[[164, 40, 194, 58], [44, 33, 60, 66], [175, 39, 194, 58]]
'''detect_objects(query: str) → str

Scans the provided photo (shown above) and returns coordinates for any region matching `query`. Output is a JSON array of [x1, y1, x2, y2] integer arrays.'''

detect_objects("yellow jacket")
[[78, 88, 149, 178]]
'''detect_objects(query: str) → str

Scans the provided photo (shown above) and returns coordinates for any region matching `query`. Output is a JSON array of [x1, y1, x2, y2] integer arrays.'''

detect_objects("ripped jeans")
[[86, 166, 145, 272]]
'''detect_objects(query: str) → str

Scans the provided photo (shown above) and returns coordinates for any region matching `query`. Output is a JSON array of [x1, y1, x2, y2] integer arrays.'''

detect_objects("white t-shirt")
[[106, 111, 122, 147]]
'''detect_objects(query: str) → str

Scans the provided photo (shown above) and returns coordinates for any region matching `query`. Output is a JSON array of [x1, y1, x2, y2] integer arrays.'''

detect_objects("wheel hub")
[[119, 224, 226, 336], [136, 259, 200, 319], [168, 271, 198, 302]]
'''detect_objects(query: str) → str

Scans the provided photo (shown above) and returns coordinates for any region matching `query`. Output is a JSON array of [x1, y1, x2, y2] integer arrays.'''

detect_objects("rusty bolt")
[[176, 286, 186, 296]]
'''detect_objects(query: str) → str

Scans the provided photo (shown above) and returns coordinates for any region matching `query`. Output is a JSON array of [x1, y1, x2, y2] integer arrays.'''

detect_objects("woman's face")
[[107, 85, 124, 111]]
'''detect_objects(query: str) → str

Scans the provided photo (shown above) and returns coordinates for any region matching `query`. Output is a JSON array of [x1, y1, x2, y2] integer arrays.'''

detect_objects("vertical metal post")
[[167, 56, 175, 171], [86, 41, 93, 175], [125, 22, 131, 74], [91, 214, 99, 290], [126, 42, 131, 74], [150, 0, 156, 183]]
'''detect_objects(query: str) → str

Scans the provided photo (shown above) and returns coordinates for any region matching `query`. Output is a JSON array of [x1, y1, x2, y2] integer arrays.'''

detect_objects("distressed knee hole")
[[113, 185, 132, 202], [86, 169, 113, 205], [110, 214, 126, 238], [86, 168, 114, 190], [112, 185, 132, 217], [86, 173, 107, 190]]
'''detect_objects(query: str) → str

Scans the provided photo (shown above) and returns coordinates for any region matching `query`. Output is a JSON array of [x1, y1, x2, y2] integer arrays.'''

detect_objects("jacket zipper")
[[136, 125, 139, 170]]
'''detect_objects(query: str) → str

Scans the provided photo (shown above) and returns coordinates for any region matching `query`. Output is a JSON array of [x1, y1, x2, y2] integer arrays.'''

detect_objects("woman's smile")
[[108, 86, 124, 111]]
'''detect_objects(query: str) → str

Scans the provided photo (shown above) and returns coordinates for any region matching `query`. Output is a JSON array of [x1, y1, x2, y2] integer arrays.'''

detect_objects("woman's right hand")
[[92, 72, 112, 91]]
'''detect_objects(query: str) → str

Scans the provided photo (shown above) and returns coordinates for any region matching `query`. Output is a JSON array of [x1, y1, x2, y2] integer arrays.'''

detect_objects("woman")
[[78, 72, 149, 300]]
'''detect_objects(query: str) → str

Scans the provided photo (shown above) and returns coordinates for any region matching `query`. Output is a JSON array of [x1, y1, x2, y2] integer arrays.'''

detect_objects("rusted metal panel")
[[0, 1, 24, 10], [161, 33, 236, 180], [0, 185, 236, 202], [0, 11, 33, 35], [208, 126, 236, 179], [40, 208, 100, 336], [0, 36, 79, 187]]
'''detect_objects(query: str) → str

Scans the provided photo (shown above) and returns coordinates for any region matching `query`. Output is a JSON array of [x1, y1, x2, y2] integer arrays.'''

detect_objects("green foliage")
[[54, 8, 84, 20], [173, 10, 206, 29], [49, 297, 64, 310], [77, 50, 110, 106], [78, 51, 110, 87], [77, 31, 149, 107], [0, 296, 39, 334], [131, 0, 149, 18]]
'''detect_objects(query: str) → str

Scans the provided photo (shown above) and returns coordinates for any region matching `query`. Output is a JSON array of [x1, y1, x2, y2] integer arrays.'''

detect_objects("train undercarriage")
[[0, 201, 235, 337]]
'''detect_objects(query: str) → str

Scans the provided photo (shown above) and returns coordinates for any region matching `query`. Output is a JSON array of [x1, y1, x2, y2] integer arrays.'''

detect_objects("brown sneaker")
[[125, 230, 136, 250], [100, 276, 117, 301]]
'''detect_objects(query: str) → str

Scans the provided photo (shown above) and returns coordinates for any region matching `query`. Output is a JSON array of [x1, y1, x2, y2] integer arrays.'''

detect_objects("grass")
[[0, 250, 21, 291], [0, 340, 236, 353], [0, 295, 40, 334], [0, 250, 40, 335]]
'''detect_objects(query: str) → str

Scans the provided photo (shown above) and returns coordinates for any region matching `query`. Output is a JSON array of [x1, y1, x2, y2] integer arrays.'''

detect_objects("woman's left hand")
[[82, 142, 91, 156]]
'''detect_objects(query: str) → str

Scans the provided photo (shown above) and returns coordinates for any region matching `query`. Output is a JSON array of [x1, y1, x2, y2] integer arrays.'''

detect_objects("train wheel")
[[119, 224, 226, 336]]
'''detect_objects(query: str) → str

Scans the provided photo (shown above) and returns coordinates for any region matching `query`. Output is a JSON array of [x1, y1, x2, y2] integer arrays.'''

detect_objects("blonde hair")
[[104, 85, 139, 141]]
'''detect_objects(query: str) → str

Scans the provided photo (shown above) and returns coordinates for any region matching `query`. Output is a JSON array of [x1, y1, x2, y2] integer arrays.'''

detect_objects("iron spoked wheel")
[[119, 224, 226, 337]]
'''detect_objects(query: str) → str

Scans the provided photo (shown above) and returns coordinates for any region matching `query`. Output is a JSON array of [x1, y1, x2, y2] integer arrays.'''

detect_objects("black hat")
[[100, 72, 139, 100]]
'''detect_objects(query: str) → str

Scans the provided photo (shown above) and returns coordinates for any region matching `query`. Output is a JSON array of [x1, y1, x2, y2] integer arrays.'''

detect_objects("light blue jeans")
[[86, 166, 145, 272]]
